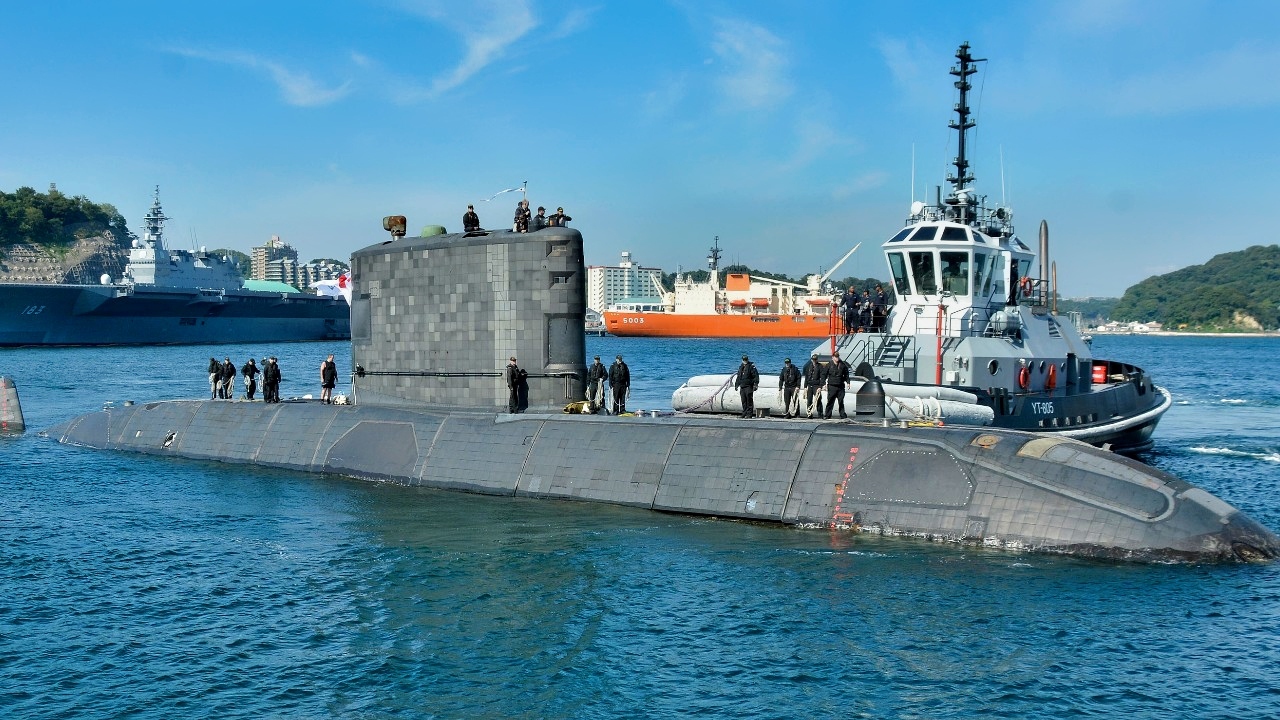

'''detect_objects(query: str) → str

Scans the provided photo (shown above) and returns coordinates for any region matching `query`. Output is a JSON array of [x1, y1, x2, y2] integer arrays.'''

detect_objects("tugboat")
[[673, 42, 1171, 454]]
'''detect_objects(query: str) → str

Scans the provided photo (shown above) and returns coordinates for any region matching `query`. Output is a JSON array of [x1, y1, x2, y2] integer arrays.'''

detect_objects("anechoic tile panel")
[[324, 420, 419, 480], [517, 419, 680, 508], [654, 424, 808, 520], [417, 414, 539, 494]]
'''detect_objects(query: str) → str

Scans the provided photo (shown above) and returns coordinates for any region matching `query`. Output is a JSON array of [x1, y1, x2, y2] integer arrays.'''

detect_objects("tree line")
[[0, 186, 131, 248]]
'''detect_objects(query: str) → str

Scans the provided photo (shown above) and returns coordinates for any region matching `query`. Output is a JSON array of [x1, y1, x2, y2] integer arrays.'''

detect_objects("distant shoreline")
[[1093, 330, 1280, 338]]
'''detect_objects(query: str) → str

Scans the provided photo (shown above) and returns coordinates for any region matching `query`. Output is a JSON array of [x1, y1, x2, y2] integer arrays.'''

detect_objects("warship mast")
[[142, 186, 169, 251]]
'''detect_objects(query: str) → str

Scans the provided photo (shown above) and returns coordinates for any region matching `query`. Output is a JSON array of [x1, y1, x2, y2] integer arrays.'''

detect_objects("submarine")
[[47, 222, 1280, 562]]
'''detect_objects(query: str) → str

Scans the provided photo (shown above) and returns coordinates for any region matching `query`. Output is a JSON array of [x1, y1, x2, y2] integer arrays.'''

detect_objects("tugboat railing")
[[827, 282, 1058, 371]]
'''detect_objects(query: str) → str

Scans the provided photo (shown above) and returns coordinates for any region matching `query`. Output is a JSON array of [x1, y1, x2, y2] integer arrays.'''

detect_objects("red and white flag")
[[311, 272, 352, 304]]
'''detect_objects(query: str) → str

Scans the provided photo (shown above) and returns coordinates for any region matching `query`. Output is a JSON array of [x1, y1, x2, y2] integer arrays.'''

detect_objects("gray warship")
[[675, 43, 1169, 454], [48, 218, 1280, 562], [0, 188, 349, 346]]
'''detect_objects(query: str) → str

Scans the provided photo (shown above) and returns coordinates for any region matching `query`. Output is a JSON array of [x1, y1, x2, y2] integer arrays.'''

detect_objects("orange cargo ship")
[[603, 240, 852, 338]]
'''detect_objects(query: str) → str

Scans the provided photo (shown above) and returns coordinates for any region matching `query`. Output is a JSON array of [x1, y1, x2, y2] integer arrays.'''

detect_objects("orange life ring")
[[1045, 363, 1057, 390], [1017, 366, 1030, 389], [1019, 276, 1033, 298]]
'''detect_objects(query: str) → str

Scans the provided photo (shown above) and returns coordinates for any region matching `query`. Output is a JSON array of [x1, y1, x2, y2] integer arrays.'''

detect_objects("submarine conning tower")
[[349, 226, 587, 410]]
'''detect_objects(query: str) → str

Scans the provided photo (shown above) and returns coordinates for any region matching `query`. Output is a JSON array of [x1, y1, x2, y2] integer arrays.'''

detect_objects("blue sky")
[[3, 0, 1278, 297]]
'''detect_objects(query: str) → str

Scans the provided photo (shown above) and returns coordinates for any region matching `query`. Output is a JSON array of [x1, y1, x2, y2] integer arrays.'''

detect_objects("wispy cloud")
[[832, 171, 889, 199], [875, 36, 952, 110], [877, 37, 925, 89], [165, 46, 351, 107], [546, 5, 599, 41], [1105, 41, 1280, 114], [779, 117, 861, 173], [641, 72, 689, 120], [708, 17, 791, 109], [397, 0, 538, 98], [1049, 0, 1144, 34]]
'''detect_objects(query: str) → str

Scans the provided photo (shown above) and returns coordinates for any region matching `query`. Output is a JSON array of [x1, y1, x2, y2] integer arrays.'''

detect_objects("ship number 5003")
[[21, 305, 46, 315], [622, 317, 645, 324]]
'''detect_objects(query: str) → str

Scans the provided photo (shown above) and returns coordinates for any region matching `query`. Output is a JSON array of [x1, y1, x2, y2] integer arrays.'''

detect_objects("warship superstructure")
[[0, 188, 349, 346]]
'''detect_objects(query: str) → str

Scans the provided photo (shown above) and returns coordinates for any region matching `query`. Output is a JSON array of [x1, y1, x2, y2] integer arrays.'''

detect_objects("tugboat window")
[[940, 251, 969, 295], [887, 252, 911, 295], [888, 227, 912, 243], [909, 226, 939, 242], [941, 226, 969, 242], [988, 360, 999, 375], [974, 252, 990, 296], [909, 252, 938, 294]]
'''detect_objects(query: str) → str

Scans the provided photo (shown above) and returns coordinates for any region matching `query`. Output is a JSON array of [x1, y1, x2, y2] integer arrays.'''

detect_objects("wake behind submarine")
[[47, 223, 1280, 562]]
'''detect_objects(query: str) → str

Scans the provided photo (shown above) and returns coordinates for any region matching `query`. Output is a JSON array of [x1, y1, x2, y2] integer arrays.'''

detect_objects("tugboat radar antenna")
[[947, 42, 985, 222]]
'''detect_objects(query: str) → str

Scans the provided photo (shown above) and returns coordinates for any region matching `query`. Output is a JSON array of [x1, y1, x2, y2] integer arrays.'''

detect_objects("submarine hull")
[[48, 400, 1280, 563]]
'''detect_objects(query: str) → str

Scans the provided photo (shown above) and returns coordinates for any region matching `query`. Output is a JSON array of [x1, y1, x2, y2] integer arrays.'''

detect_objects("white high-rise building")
[[586, 251, 665, 312]]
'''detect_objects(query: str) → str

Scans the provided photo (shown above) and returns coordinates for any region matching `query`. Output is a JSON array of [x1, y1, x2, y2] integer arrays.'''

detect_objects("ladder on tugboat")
[[875, 335, 912, 367]]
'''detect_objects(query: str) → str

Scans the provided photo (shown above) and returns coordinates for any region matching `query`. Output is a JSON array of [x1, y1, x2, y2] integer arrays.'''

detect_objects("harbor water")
[[3, 335, 1279, 718]]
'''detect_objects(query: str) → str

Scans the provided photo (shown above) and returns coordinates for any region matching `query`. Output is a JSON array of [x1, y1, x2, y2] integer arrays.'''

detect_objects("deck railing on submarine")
[[347, 366, 583, 406]]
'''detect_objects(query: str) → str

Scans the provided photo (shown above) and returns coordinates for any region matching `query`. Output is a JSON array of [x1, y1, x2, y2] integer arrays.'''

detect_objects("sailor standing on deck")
[[505, 357, 524, 413], [208, 357, 220, 400], [873, 284, 888, 332], [778, 358, 801, 419], [241, 358, 259, 401], [320, 354, 338, 404], [608, 354, 630, 414], [585, 355, 607, 414], [220, 357, 236, 400], [841, 289, 858, 334], [823, 352, 850, 420], [734, 355, 759, 418], [802, 353, 825, 418], [263, 357, 281, 403]]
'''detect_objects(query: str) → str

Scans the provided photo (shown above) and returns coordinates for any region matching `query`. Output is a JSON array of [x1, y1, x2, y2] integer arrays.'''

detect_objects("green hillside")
[[1111, 244, 1280, 331], [1055, 297, 1118, 326], [0, 186, 131, 248]]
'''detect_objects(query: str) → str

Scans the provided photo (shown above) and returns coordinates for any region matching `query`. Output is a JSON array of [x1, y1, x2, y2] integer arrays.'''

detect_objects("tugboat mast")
[[946, 43, 983, 224]]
